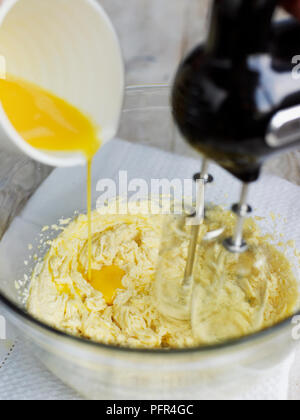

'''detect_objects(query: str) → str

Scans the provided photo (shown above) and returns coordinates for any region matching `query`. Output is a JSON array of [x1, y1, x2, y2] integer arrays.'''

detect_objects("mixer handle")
[[207, 0, 280, 58]]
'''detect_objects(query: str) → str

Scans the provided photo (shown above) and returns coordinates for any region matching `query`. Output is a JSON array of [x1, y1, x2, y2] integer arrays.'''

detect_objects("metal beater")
[[156, 0, 300, 320]]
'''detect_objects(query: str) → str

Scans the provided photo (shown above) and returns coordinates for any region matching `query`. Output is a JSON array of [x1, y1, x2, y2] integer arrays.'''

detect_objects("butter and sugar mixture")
[[27, 205, 299, 348]]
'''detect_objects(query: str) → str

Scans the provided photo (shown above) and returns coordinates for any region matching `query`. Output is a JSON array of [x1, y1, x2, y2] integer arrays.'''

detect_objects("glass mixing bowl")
[[0, 85, 299, 400]]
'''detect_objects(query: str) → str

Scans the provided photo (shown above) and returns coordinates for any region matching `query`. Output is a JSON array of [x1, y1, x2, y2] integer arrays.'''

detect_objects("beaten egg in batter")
[[27, 205, 299, 348]]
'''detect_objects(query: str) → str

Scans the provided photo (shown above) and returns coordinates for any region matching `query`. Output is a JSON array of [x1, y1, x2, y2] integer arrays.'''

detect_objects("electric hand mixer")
[[155, 0, 300, 323]]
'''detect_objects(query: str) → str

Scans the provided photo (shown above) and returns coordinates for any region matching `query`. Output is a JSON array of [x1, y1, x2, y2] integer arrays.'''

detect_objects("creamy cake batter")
[[27, 205, 299, 348]]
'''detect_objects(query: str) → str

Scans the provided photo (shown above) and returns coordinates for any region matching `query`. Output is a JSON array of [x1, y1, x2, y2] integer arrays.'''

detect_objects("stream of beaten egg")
[[0, 76, 124, 302], [2, 77, 299, 347]]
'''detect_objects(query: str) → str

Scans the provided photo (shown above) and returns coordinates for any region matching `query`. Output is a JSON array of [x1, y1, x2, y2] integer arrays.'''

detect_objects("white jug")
[[0, 0, 124, 167]]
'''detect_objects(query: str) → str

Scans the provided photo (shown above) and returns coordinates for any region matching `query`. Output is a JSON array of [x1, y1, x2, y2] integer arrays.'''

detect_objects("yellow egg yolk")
[[89, 265, 125, 305]]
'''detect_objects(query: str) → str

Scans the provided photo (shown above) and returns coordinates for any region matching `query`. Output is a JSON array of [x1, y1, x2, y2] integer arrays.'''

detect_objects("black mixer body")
[[172, 0, 300, 182]]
